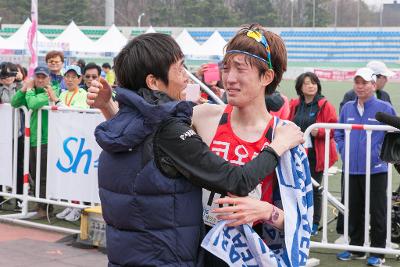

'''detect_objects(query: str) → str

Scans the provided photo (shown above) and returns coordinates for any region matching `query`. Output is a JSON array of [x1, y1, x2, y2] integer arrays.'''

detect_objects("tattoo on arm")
[[265, 205, 280, 225]]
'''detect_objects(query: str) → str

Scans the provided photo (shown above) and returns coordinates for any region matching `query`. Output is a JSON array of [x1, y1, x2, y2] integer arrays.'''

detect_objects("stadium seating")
[[281, 30, 400, 62]]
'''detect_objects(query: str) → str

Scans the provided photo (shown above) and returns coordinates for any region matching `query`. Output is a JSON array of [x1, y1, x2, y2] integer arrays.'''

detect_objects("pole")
[[138, 13, 145, 29], [105, 0, 115, 26], [291, 0, 294, 27], [334, 0, 338, 28], [357, 0, 360, 28], [313, 0, 316, 28]]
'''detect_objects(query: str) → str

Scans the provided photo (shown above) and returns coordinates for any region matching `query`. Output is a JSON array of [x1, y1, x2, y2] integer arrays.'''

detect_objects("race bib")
[[202, 185, 262, 226]]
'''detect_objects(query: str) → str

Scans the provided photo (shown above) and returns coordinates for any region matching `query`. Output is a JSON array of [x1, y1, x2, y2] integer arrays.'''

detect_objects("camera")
[[0, 70, 17, 79]]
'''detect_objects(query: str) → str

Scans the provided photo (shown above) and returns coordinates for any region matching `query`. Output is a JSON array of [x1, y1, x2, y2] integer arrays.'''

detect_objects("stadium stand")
[[281, 30, 400, 62]]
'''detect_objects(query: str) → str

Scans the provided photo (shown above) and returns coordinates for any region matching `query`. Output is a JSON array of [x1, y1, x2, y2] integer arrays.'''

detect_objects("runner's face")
[[157, 58, 189, 100], [222, 54, 268, 108]]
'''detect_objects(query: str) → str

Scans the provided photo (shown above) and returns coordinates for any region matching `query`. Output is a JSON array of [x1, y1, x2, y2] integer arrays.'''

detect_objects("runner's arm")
[[154, 117, 279, 196]]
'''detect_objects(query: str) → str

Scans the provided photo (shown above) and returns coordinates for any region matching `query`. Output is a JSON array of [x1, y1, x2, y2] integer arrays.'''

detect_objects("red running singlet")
[[202, 105, 277, 226]]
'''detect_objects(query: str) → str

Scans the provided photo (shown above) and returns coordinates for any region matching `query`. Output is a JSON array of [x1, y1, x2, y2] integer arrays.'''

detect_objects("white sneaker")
[[65, 208, 81, 222], [334, 235, 348, 244], [56, 207, 73, 219]]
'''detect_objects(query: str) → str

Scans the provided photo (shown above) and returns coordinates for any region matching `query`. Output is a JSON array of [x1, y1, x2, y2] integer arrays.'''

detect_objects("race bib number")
[[202, 185, 262, 226]]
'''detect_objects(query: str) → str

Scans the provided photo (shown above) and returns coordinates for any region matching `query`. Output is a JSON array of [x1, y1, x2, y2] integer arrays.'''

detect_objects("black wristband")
[[263, 146, 280, 162]]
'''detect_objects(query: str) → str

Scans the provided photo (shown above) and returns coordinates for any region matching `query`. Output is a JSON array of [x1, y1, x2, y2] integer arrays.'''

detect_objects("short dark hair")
[[83, 62, 101, 76], [114, 33, 184, 91], [102, 62, 111, 69], [295, 72, 322, 96], [45, 50, 64, 62]]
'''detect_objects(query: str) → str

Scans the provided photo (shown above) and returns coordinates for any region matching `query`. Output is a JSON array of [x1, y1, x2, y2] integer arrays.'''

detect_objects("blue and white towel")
[[201, 118, 314, 267]]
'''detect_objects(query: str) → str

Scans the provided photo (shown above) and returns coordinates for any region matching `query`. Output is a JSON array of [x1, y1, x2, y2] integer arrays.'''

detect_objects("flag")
[[27, 0, 38, 78]]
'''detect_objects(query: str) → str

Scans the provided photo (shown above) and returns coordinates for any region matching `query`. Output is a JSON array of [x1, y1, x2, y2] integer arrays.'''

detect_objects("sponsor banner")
[[47, 110, 104, 203], [0, 104, 13, 187]]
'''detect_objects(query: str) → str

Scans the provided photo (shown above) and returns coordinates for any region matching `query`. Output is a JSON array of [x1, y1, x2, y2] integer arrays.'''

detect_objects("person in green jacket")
[[11, 65, 60, 218]]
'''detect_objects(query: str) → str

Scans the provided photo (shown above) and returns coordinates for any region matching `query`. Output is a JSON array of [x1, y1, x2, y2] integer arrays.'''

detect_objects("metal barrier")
[[0, 105, 102, 234], [304, 122, 400, 256]]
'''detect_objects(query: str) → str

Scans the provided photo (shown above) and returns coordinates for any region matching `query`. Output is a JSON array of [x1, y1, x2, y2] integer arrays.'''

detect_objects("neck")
[[68, 87, 79, 92], [230, 95, 272, 141], [358, 94, 373, 106]]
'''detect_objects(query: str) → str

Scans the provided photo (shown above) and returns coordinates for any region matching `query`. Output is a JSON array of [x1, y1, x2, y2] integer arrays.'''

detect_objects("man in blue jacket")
[[335, 67, 396, 266]]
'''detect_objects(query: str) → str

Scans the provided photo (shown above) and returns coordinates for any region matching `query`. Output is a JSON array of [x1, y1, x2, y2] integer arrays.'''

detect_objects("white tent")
[[175, 29, 201, 56], [1, 18, 49, 50], [53, 21, 94, 52], [145, 26, 156, 34], [196, 31, 226, 57], [94, 24, 127, 53]]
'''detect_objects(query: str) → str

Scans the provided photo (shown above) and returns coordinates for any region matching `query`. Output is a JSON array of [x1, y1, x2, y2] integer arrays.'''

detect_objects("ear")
[[145, 74, 160, 91], [260, 69, 274, 87]]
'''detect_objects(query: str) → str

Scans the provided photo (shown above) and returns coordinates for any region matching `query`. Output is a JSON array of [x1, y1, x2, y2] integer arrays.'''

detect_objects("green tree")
[[234, 0, 278, 27], [303, 0, 331, 27]]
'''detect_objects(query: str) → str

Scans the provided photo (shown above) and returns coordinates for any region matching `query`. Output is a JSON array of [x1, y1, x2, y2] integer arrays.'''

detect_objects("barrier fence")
[[304, 122, 400, 256], [1, 102, 400, 259], [0, 104, 103, 234]]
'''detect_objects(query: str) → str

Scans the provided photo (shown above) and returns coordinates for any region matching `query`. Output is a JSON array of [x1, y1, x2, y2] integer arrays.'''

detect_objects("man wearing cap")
[[339, 61, 394, 112], [11, 65, 60, 219], [335, 68, 396, 266], [47, 65, 88, 109]]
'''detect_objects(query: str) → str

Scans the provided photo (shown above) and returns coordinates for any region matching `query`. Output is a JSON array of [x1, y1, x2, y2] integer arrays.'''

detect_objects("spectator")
[[337, 61, 395, 239], [46, 65, 88, 221], [11, 66, 60, 219], [82, 62, 101, 90], [45, 50, 66, 92], [289, 72, 338, 236], [335, 67, 396, 266], [0, 62, 24, 209], [48, 65, 88, 109], [339, 61, 394, 112], [15, 64, 27, 83], [101, 62, 115, 86], [0, 62, 20, 103]]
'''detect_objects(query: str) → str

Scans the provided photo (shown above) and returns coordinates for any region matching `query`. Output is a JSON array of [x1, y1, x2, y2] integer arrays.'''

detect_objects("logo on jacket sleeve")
[[180, 129, 196, 140]]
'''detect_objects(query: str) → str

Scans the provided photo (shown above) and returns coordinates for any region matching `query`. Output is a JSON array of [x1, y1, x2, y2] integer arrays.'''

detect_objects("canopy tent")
[[53, 21, 94, 52], [196, 31, 226, 57], [94, 24, 127, 53], [145, 26, 156, 34], [175, 29, 201, 56], [1, 18, 50, 50]]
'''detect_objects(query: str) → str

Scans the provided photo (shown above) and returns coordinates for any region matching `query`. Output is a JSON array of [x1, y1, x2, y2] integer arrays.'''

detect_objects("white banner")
[[0, 104, 13, 187], [47, 110, 104, 203]]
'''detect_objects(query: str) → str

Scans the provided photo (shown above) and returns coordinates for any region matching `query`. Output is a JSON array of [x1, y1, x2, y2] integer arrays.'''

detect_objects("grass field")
[[279, 79, 400, 266]]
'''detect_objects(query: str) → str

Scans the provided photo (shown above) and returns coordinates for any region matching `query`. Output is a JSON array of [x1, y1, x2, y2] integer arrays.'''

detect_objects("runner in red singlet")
[[192, 24, 292, 266]]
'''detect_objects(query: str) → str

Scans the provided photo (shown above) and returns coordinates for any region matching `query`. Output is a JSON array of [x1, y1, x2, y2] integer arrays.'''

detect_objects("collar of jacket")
[[115, 87, 195, 125], [354, 95, 376, 109]]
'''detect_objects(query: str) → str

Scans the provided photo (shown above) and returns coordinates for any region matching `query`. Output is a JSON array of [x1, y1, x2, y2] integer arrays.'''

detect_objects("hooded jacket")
[[95, 88, 204, 266]]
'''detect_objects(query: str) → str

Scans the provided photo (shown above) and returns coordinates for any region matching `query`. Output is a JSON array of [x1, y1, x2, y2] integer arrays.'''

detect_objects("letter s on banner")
[[47, 110, 104, 203]]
